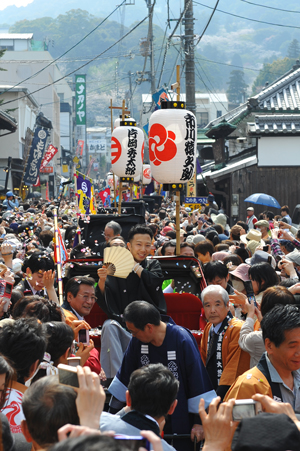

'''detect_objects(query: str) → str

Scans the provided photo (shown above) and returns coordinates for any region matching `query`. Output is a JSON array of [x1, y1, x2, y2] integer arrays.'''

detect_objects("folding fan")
[[103, 246, 134, 278]]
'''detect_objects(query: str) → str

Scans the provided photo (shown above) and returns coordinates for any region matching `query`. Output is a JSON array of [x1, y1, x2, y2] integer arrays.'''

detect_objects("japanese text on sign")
[[180, 113, 196, 181], [185, 197, 208, 204], [75, 75, 86, 125], [125, 128, 138, 176]]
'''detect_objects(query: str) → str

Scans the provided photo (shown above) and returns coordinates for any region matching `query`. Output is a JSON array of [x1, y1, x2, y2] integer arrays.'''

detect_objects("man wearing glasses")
[[63, 275, 97, 321], [62, 276, 101, 375]]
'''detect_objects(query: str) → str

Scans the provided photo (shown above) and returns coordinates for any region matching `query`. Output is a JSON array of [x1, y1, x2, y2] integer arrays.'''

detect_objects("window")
[[196, 112, 209, 128], [217, 110, 222, 118]]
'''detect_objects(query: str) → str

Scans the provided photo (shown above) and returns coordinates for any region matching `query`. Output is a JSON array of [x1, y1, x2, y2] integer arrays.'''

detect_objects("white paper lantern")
[[142, 164, 151, 185], [107, 172, 118, 189], [148, 101, 197, 184], [134, 174, 141, 183], [111, 120, 143, 179], [114, 116, 135, 129]]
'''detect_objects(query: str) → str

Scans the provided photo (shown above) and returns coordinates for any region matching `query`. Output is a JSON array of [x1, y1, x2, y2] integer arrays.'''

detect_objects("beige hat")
[[240, 229, 265, 245], [211, 213, 227, 229], [246, 240, 261, 257], [255, 220, 269, 229]]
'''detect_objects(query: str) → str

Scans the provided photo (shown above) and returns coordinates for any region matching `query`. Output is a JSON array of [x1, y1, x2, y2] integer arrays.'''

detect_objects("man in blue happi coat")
[[108, 301, 217, 450]]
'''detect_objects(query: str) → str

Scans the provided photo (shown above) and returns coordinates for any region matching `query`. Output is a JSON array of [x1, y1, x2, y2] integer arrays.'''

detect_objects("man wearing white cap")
[[246, 207, 257, 229]]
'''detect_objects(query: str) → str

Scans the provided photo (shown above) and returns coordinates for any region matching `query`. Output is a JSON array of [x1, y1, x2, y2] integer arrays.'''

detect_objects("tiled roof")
[[255, 67, 300, 111], [247, 114, 300, 135], [206, 63, 300, 129]]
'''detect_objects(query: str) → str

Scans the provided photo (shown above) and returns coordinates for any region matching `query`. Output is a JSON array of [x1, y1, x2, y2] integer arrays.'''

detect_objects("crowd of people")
[[0, 189, 299, 450]]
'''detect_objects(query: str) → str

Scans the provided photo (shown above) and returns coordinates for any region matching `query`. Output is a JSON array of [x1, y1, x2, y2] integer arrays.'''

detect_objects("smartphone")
[[114, 435, 150, 451], [263, 245, 269, 252], [243, 280, 258, 307], [78, 329, 89, 345], [0, 280, 13, 312], [240, 243, 245, 249], [232, 400, 262, 421], [58, 363, 79, 388]]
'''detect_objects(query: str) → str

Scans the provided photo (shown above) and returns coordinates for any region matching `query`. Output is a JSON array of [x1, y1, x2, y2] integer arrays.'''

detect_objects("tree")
[[251, 57, 296, 95], [226, 70, 248, 104], [287, 39, 300, 59]]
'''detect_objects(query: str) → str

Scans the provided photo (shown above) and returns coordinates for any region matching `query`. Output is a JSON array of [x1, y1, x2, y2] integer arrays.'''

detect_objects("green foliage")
[[287, 39, 300, 59], [227, 70, 248, 104], [251, 57, 296, 95]]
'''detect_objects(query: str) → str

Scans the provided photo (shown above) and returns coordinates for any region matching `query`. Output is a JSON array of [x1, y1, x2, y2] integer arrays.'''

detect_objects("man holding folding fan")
[[96, 224, 166, 382]]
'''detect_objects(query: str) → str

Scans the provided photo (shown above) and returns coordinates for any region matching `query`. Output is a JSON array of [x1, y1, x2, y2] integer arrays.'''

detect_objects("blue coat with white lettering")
[[109, 322, 216, 435]]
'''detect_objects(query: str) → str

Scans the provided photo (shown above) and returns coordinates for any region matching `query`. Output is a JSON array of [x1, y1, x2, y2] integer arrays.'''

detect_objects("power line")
[[0, 0, 127, 96], [195, 64, 228, 112], [197, 63, 228, 112], [240, 0, 300, 14], [193, 0, 300, 29], [0, 14, 149, 107], [194, 0, 220, 47]]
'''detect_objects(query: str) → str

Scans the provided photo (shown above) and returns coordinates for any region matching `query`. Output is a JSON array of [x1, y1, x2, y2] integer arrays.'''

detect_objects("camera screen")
[[114, 438, 149, 451], [78, 329, 88, 343], [232, 404, 255, 421], [5, 284, 12, 295], [58, 367, 79, 388]]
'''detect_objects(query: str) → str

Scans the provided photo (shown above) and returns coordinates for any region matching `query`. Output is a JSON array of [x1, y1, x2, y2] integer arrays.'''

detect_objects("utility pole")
[[146, 0, 156, 98], [184, 0, 196, 115], [128, 71, 134, 118]]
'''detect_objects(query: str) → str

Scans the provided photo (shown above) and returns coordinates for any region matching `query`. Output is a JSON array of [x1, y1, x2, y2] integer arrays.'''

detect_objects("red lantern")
[[148, 101, 197, 184], [111, 120, 143, 179]]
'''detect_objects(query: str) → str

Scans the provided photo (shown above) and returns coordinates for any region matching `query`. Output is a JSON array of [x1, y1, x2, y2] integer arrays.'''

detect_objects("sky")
[[0, 0, 33, 11]]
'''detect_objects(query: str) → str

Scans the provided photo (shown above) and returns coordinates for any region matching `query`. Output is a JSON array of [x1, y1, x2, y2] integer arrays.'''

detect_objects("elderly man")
[[246, 207, 257, 229], [225, 304, 300, 413], [108, 301, 216, 451], [200, 285, 250, 400], [63, 276, 100, 374]]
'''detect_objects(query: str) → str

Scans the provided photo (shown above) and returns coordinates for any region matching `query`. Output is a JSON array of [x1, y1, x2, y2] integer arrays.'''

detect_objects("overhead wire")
[[239, 0, 300, 14], [0, 0, 127, 96], [194, 0, 220, 47], [193, 0, 300, 29], [0, 13, 149, 107], [195, 64, 229, 112]]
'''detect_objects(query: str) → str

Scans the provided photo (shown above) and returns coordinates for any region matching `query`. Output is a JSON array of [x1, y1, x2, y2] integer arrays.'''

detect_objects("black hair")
[[165, 231, 176, 240], [213, 224, 224, 235], [128, 224, 153, 241], [206, 230, 220, 246], [214, 244, 230, 252], [123, 301, 160, 330], [128, 363, 179, 418], [236, 221, 249, 232], [45, 322, 74, 363], [261, 304, 300, 347], [22, 376, 79, 448], [22, 251, 55, 273], [0, 318, 47, 383], [39, 230, 54, 248], [0, 354, 14, 409], [176, 242, 194, 256], [161, 241, 176, 256], [204, 261, 228, 283], [248, 263, 279, 294], [48, 435, 121, 451], [261, 286, 295, 318], [222, 254, 243, 267], [264, 211, 274, 221], [281, 205, 289, 214], [69, 244, 90, 259], [234, 247, 250, 263], [64, 276, 96, 299], [12, 296, 63, 323]]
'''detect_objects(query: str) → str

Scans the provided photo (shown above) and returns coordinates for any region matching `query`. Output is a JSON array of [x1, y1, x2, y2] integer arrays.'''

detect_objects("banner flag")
[[23, 127, 49, 186]]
